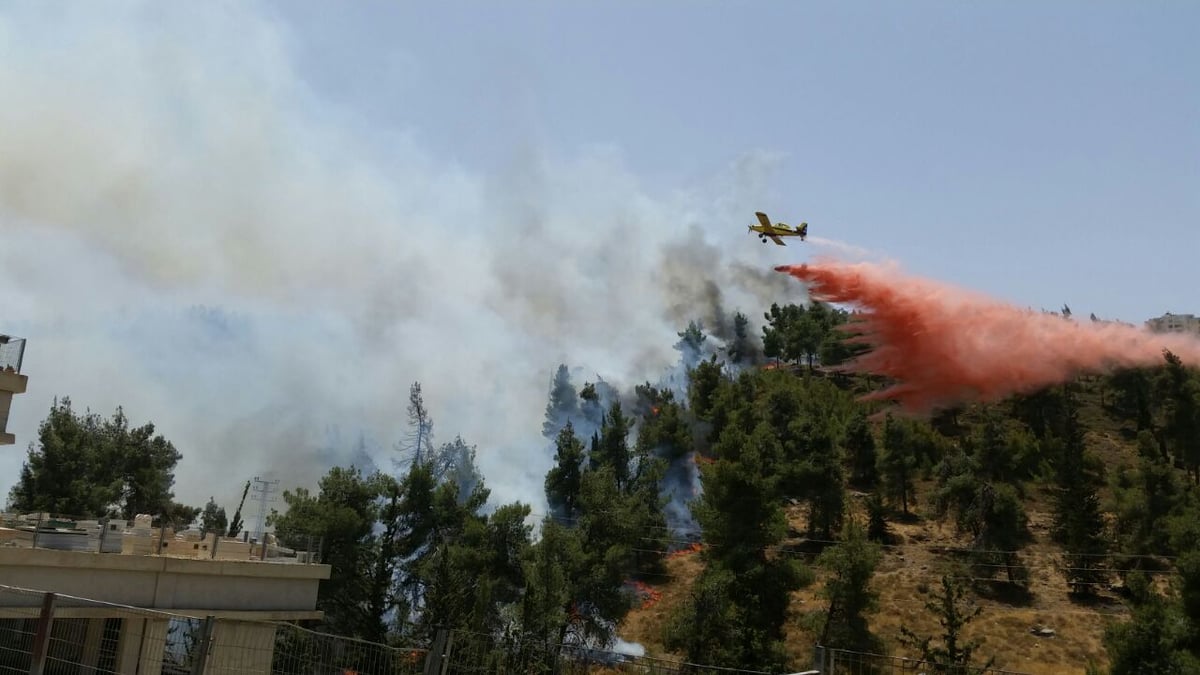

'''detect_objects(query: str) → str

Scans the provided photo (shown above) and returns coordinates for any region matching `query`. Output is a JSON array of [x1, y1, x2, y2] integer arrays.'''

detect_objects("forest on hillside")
[[8, 301, 1200, 674]]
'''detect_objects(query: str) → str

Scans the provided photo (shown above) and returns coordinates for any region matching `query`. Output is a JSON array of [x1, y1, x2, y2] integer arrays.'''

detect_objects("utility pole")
[[251, 476, 280, 544]]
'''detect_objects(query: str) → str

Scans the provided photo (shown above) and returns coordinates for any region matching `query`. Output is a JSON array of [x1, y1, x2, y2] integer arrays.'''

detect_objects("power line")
[[526, 508, 1180, 562]]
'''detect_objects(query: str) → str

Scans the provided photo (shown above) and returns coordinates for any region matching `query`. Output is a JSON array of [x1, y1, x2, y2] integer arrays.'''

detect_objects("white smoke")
[[612, 636, 646, 658], [0, 2, 793, 514]]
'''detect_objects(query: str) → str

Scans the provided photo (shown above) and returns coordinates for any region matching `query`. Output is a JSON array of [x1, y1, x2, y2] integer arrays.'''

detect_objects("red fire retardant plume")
[[775, 259, 1200, 415]]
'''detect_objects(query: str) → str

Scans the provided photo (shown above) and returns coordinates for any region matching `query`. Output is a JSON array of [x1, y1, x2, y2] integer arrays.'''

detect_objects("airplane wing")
[[755, 212, 772, 228], [769, 234, 786, 246]]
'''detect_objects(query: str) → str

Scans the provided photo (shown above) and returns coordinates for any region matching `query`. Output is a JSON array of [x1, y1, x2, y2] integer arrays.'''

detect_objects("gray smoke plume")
[[0, 3, 795, 515]]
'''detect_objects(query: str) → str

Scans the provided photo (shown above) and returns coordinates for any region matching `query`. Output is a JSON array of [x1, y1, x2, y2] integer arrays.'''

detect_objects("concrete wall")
[[0, 369, 27, 445]]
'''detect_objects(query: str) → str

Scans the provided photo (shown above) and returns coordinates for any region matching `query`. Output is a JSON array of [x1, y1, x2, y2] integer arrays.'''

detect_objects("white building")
[[1145, 312, 1200, 336]]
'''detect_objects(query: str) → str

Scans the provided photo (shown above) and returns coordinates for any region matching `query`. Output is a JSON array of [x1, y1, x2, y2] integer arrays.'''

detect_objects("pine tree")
[[199, 497, 227, 537], [545, 422, 585, 520], [900, 574, 995, 672], [589, 401, 632, 490], [817, 520, 883, 652], [226, 480, 250, 538], [398, 382, 435, 470], [542, 364, 580, 440], [8, 397, 185, 518], [844, 411, 878, 488], [666, 420, 813, 671], [1051, 396, 1109, 595], [880, 414, 917, 515]]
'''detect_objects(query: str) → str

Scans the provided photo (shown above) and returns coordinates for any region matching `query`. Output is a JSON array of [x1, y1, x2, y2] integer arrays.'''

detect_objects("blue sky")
[[274, 0, 1198, 318], [0, 1, 1196, 513]]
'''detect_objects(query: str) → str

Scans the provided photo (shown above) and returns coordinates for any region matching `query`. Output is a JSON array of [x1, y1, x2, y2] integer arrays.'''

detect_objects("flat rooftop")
[[0, 512, 317, 565]]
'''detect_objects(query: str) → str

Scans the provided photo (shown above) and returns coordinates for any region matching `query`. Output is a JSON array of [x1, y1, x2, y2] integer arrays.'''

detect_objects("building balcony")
[[0, 335, 28, 445]]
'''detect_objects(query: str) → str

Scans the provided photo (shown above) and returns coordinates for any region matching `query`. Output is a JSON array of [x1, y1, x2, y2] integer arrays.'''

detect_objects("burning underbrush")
[[624, 580, 664, 610], [667, 542, 703, 559]]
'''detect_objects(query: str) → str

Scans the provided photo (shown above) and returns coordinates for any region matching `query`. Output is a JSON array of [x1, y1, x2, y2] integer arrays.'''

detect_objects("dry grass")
[[618, 547, 706, 661], [617, 491, 1129, 674], [615, 385, 1148, 674], [865, 503, 1123, 675]]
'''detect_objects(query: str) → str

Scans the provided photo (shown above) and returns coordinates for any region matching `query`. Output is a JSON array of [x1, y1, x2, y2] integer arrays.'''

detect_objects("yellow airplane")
[[749, 211, 807, 245]]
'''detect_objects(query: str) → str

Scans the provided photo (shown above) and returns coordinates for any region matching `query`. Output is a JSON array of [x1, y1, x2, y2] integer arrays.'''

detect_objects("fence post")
[[190, 616, 215, 675], [157, 517, 168, 554], [423, 628, 449, 675], [209, 533, 220, 560], [31, 512, 44, 550], [28, 592, 56, 675], [97, 516, 109, 553]]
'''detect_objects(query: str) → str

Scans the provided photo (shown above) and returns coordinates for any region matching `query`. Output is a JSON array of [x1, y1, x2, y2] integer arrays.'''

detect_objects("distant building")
[[0, 334, 27, 445], [1145, 313, 1200, 336]]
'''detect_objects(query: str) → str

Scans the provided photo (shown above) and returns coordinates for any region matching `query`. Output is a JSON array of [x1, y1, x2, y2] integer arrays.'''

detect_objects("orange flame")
[[627, 580, 663, 609], [667, 542, 704, 559]]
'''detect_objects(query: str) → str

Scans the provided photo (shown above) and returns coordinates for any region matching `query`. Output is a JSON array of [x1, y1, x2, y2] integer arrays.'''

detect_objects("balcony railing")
[[0, 335, 25, 374]]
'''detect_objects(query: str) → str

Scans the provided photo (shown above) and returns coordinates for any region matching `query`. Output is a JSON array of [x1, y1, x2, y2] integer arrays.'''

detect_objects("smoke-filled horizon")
[[0, 4, 802, 514], [776, 257, 1200, 415]]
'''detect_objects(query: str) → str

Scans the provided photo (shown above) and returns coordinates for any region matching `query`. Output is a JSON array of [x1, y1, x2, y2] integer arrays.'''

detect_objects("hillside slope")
[[617, 378, 1159, 674]]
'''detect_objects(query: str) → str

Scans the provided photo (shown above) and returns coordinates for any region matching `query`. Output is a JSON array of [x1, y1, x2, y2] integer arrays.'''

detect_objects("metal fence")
[[0, 582, 1034, 675], [0, 584, 428, 675], [427, 628, 776, 675], [0, 336, 25, 374], [816, 647, 1030, 675]]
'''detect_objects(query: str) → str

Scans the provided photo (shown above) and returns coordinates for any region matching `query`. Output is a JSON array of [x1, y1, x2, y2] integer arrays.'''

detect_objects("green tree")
[[666, 419, 813, 671], [880, 414, 918, 515], [543, 364, 580, 439], [105, 408, 184, 519], [899, 574, 995, 673], [398, 382, 435, 469], [933, 450, 1031, 584], [226, 480, 250, 538], [589, 400, 632, 490], [632, 385, 691, 462], [1110, 431, 1187, 564], [199, 497, 227, 537], [725, 311, 758, 365], [687, 355, 725, 425], [268, 466, 392, 641], [545, 422, 586, 519], [1051, 397, 1110, 595], [663, 567, 741, 666], [865, 492, 889, 543], [1102, 570, 1200, 674], [161, 502, 201, 530], [520, 518, 588, 653], [674, 320, 709, 366], [968, 414, 1040, 488], [789, 419, 846, 540], [844, 412, 879, 488], [8, 397, 184, 518], [1108, 367, 1156, 433], [1159, 350, 1200, 482], [816, 520, 883, 652], [430, 435, 485, 503]]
